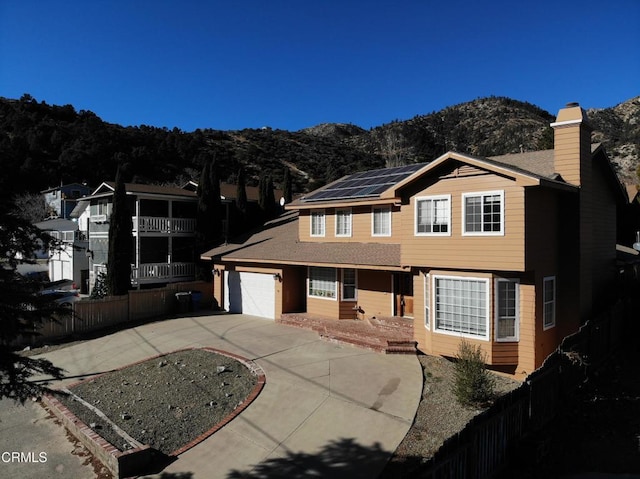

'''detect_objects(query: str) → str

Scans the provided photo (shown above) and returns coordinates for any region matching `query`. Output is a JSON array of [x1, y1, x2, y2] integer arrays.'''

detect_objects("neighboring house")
[[34, 218, 90, 292], [41, 183, 92, 219], [81, 182, 199, 291], [202, 103, 627, 376]]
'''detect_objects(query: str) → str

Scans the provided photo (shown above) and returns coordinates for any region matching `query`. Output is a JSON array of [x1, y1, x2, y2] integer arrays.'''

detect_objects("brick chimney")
[[551, 102, 593, 321]]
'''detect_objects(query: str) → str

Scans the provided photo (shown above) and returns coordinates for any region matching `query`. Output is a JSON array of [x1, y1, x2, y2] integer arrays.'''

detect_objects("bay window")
[[495, 279, 519, 341], [434, 275, 489, 340]]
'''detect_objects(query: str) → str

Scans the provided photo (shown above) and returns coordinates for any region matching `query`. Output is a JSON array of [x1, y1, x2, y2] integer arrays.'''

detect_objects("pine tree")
[[0, 189, 64, 401], [265, 176, 276, 218], [106, 162, 133, 296], [196, 158, 223, 251], [236, 166, 248, 215], [258, 174, 267, 213], [283, 167, 292, 204]]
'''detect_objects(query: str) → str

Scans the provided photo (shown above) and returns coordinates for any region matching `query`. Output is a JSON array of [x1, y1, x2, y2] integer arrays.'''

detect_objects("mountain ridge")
[[0, 95, 638, 197]]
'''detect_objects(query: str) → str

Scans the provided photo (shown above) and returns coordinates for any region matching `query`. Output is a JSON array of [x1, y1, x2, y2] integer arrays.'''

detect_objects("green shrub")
[[452, 340, 496, 407]]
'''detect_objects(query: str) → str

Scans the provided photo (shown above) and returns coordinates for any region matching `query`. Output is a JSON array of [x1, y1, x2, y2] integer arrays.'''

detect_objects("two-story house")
[[202, 103, 626, 376], [82, 182, 199, 291]]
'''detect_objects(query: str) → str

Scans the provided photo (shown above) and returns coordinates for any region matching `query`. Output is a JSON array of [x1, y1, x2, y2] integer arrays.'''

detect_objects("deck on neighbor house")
[[278, 313, 417, 354]]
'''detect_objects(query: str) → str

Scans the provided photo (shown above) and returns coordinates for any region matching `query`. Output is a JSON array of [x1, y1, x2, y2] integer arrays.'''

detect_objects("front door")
[[394, 273, 414, 318]]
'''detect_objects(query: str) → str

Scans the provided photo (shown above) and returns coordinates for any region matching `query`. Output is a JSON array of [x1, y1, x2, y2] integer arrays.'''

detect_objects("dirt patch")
[[57, 348, 261, 456]]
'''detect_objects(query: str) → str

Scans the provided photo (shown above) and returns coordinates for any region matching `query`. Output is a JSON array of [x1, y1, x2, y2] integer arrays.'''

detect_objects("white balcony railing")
[[131, 262, 195, 284], [132, 216, 196, 234]]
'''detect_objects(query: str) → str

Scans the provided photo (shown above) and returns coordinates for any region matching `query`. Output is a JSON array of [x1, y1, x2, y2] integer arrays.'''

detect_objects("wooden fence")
[[19, 281, 213, 346], [414, 297, 631, 479]]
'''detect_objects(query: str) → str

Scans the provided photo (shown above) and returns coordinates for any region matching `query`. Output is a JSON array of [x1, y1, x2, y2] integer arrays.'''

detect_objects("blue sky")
[[1, 1, 638, 132]]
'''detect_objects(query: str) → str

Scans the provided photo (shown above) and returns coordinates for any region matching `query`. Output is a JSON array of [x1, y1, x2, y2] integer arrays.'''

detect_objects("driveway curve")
[[28, 313, 422, 478]]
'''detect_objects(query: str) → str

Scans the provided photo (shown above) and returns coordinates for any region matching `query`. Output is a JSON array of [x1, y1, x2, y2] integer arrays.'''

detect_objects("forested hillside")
[[1, 94, 638, 197]]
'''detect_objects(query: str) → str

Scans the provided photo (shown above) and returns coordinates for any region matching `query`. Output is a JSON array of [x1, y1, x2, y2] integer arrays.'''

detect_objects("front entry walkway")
[[16, 313, 422, 479]]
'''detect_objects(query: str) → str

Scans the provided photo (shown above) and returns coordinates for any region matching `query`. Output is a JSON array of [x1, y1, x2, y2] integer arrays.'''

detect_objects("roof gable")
[[87, 182, 197, 200]]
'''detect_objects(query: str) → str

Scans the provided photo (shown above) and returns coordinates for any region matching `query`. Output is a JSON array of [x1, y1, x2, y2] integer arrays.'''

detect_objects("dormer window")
[[310, 210, 325, 237]]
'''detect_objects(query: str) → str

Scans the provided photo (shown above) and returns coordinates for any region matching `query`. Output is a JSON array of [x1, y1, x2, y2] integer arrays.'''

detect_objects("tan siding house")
[[202, 103, 626, 377]]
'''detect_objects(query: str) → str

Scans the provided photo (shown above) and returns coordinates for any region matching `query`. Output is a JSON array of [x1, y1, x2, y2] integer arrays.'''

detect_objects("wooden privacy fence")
[[414, 298, 630, 479], [19, 281, 213, 346]]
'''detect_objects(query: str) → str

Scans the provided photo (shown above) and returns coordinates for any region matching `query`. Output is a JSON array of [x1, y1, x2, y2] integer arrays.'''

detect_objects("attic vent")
[[565, 102, 580, 108]]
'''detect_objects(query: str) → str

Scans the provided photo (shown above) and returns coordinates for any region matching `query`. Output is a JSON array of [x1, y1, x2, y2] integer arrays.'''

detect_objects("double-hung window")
[[310, 210, 325, 237], [341, 268, 357, 301], [543, 276, 556, 330], [415, 195, 451, 235], [335, 209, 352, 237], [434, 275, 489, 340], [372, 207, 391, 236], [462, 191, 504, 235], [495, 279, 519, 341], [308, 267, 337, 299]]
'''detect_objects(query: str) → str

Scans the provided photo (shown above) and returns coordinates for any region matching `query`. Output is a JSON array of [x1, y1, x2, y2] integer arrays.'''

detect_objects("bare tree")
[[13, 192, 49, 223], [378, 129, 409, 168]]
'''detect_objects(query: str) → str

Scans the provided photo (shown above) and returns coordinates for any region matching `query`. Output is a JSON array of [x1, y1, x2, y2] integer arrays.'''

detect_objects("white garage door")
[[224, 271, 275, 319]]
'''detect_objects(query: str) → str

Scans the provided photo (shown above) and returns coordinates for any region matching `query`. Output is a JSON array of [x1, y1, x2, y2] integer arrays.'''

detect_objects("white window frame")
[[415, 195, 451, 236], [433, 275, 490, 341], [424, 273, 430, 329], [543, 276, 556, 330], [310, 209, 326, 237], [341, 268, 357, 301], [495, 278, 519, 342], [371, 206, 392, 237], [308, 266, 337, 300], [335, 208, 352, 237], [462, 190, 505, 236]]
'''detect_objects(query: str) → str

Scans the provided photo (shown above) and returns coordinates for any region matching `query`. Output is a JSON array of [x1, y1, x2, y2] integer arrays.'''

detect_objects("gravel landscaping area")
[[382, 354, 521, 477], [57, 349, 259, 456]]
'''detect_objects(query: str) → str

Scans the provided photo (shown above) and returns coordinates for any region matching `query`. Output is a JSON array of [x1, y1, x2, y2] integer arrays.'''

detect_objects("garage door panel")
[[224, 271, 275, 319]]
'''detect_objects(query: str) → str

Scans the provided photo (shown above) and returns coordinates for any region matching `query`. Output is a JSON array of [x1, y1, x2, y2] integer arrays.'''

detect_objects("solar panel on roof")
[[302, 162, 428, 202]]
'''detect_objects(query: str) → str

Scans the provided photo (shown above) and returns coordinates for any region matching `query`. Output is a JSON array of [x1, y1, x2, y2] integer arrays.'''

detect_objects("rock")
[[225, 393, 232, 398], [216, 366, 226, 374], [121, 413, 131, 420], [158, 360, 167, 368], [22, 346, 31, 351]]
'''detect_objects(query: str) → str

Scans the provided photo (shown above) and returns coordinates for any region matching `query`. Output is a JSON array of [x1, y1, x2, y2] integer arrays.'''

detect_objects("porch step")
[[385, 340, 419, 355]]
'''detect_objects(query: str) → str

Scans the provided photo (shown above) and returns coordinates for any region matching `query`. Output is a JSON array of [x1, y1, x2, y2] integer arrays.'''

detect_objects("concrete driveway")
[[2, 313, 422, 478]]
